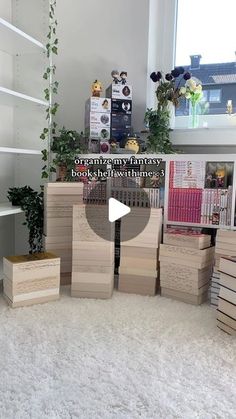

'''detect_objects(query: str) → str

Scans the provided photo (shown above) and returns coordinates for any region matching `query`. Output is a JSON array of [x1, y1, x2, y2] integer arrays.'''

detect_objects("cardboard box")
[[110, 127, 132, 142], [111, 99, 132, 114], [85, 97, 111, 113], [88, 138, 100, 153], [85, 126, 110, 140], [111, 113, 132, 129], [85, 112, 111, 129], [106, 84, 132, 100]]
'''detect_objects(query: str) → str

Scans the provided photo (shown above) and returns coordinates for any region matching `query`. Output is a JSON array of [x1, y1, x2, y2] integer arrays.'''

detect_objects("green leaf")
[[43, 128, 49, 134], [41, 149, 48, 161], [43, 73, 48, 80], [41, 171, 49, 179], [40, 133, 46, 140], [54, 38, 59, 45], [52, 46, 58, 55]]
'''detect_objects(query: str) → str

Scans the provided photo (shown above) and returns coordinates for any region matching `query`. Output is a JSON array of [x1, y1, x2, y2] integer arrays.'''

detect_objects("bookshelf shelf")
[[0, 147, 41, 155], [0, 17, 45, 55], [165, 221, 236, 230], [0, 86, 48, 109], [0, 203, 23, 217]]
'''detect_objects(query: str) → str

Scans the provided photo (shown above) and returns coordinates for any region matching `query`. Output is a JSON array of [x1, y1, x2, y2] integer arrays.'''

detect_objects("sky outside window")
[[175, 0, 236, 66]]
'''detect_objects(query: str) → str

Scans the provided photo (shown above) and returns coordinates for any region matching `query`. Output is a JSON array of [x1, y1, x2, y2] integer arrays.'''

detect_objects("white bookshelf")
[[0, 2, 50, 262], [0, 17, 45, 55], [0, 203, 23, 217], [0, 147, 41, 155], [0, 86, 48, 108]]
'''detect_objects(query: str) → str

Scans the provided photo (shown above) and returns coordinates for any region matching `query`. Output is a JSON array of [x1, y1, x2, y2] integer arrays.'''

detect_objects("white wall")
[[55, 0, 150, 133]]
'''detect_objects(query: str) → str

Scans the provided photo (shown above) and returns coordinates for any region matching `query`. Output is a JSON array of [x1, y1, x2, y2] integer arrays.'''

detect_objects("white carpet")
[[0, 288, 235, 419]]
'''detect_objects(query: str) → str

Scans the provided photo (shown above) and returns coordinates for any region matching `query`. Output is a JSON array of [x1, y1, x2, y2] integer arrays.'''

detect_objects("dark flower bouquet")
[[150, 67, 191, 109]]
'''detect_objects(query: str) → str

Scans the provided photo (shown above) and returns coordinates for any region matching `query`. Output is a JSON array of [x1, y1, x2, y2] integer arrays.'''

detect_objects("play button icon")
[[85, 178, 151, 242], [108, 198, 130, 222]]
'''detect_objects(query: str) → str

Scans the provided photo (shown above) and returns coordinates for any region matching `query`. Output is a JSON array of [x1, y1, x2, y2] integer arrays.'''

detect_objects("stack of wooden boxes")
[[160, 230, 214, 304], [3, 253, 60, 308], [210, 229, 236, 308], [118, 208, 162, 296], [217, 256, 236, 336], [44, 183, 84, 285], [71, 205, 114, 298]]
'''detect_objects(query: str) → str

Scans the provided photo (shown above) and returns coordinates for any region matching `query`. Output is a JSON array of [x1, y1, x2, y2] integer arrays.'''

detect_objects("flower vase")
[[167, 101, 175, 129], [189, 101, 199, 129]]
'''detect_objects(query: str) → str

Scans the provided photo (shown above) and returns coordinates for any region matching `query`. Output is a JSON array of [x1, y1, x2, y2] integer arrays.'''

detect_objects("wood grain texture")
[[163, 233, 211, 250], [160, 262, 212, 294], [120, 208, 162, 248], [161, 286, 209, 305], [44, 183, 84, 284], [3, 256, 60, 308], [71, 205, 114, 299]]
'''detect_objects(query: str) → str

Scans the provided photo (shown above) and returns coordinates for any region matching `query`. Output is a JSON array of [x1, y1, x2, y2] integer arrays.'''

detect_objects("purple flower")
[[150, 72, 158, 82], [183, 72, 191, 80], [171, 68, 180, 78], [165, 73, 173, 81], [156, 71, 162, 81], [178, 66, 185, 74]]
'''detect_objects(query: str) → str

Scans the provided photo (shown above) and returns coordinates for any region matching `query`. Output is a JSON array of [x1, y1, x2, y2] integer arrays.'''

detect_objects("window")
[[175, 0, 236, 123]]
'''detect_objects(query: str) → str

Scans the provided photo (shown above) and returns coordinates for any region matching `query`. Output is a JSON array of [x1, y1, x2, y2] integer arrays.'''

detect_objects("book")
[[220, 272, 236, 291], [219, 286, 236, 305], [217, 320, 236, 336], [218, 298, 236, 320], [219, 256, 236, 278], [217, 311, 236, 331], [163, 230, 211, 249]]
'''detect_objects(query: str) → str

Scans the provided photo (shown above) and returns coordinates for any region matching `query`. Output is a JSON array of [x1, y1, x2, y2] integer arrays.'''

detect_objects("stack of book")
[[44, 183, 84, 285], [168, 188, 202, 223], [200, 187, 232, 226], [214, 229, 236, 270], [71, 205, 114, 298], [118, 208, 162, 295], [111, 188, 159, 208], [217, 256, 236, 336], [160, 230, 214, 305], [209, 269, 221, 307]]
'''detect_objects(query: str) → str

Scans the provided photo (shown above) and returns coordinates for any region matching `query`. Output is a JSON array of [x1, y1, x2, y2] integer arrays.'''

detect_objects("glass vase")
[[189, 101, 199, 129]]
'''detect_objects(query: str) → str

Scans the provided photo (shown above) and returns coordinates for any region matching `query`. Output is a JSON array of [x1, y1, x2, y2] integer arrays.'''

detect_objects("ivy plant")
[[144, 107, 175, 154], [7, 187, 44, 255], [41, 0, 59, 179]]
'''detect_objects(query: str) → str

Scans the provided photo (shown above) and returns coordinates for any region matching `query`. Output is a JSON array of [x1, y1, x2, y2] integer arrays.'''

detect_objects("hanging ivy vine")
[[41, 0, 59, 179]]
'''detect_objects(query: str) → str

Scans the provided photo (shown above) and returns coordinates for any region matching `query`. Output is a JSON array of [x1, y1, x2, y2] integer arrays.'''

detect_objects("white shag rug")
[[0, 288, 235, 419]]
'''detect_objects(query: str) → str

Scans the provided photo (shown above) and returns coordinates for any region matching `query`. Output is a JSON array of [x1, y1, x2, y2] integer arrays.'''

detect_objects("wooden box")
[[3, 253, 60, 308], [72, 204, 114, 299], [44, 182, 83, 285]]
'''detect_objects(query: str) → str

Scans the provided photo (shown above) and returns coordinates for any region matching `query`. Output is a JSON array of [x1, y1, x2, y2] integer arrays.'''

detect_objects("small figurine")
[[92, 80, 102, 97], [124, 136, 139, 154], [120, 71, 127, 85], [215, 168, 225, 188], [102, 99, 109, 110], [111, 70, 120, 84]]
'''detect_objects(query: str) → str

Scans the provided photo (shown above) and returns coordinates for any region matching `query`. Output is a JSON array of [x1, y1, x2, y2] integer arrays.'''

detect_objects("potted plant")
[[51, 127, 86, 181], [3, 186, 60, 308], [7, 186, 35, 206]]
